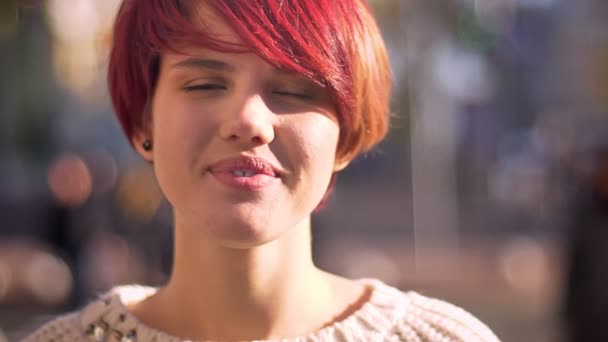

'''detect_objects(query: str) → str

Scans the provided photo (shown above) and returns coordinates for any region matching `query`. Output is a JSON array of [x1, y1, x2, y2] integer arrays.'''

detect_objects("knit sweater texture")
[[23, 279, 500, 341]]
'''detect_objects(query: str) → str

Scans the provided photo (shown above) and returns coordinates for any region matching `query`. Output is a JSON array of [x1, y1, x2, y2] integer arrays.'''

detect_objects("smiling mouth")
[[208, 156, 279, 177], [207, 156, 281, 190]]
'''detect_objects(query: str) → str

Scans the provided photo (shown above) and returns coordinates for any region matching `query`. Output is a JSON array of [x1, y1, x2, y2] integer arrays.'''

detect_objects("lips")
[[207, 156, 281, 190], [208, 156, 280, 177]]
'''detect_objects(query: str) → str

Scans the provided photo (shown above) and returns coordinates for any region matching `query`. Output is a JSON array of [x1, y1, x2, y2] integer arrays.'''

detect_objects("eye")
[[273, 90, 313, 101], [183, 83, 226, 92]]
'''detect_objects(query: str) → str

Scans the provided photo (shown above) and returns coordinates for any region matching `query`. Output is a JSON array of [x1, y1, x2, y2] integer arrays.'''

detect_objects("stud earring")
[[142, 140, 153, 151]]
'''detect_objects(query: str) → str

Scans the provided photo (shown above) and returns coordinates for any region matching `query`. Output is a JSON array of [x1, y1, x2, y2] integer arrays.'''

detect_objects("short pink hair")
[[108, 0, 391, 162]]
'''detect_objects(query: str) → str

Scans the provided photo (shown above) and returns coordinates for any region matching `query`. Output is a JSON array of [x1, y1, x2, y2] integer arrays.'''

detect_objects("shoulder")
[[22, 284, 156, 342], [21, 311, 84, 342], [359, 279, 500, 342], [396, 291, 501, 342]]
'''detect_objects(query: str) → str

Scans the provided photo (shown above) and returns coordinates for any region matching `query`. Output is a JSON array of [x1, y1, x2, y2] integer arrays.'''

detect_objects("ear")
[[333, 159, 350, 172], [132, 129, 154, 162]]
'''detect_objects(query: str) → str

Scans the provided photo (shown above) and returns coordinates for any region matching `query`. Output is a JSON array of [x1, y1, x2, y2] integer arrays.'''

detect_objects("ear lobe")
[[333, 159, 350, 172], [132, 131, 154, 162]]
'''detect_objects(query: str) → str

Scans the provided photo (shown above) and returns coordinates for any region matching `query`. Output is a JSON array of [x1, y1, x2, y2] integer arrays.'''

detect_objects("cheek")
[[150, 94, 217, 203], [302, 117, 340, 168], [306, 130, 339, 173], [153, 96, 216, 159], [280, 115, 340, 190]]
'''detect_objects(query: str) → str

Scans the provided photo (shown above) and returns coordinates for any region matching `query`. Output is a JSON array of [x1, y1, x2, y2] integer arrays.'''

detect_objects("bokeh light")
[[498, 237, 551, 308], [47, 154, 93, 207], [23, 251, 73, 305], [44, 0, 121, 96], [81, 232, 147, 292], [115, 165, 162, 223], [86, 149, 119, 196]]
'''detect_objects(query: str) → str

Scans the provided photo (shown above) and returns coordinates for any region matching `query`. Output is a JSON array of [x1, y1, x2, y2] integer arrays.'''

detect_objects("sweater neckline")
[[80, 278, 410, 341]]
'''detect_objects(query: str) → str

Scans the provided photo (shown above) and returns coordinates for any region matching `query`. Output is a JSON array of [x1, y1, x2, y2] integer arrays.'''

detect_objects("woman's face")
[[141, 6, 343, 248]]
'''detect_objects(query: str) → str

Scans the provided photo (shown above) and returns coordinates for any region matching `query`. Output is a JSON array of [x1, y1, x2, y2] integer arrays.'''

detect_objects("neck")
[[136, 215, 353, 341]]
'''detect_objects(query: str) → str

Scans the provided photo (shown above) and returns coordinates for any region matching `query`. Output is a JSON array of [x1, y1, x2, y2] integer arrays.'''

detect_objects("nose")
[[219, 94, 275, 147]]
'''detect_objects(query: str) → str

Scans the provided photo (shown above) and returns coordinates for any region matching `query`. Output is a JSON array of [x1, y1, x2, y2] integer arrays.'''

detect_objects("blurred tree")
[[0, 0, 18, 39], [0, 3, 55, 162]]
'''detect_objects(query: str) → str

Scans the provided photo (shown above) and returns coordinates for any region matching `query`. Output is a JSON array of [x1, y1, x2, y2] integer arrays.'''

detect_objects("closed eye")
[[183, 84, 226, 92], [273, 91, 313, 101]]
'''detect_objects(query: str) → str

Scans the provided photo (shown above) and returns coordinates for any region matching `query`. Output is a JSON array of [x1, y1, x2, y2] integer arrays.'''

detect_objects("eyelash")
[[183, 84, 226, 92], [183, 84, 312, 101], [272, 91, 313, 101]]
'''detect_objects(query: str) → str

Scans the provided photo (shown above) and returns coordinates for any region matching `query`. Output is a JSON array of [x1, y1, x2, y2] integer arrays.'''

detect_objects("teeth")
[[232, 170, 256, 177]]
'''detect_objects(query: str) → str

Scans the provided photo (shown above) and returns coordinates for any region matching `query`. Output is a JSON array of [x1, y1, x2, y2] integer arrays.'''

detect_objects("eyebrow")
[[170, 57, 236, 72]]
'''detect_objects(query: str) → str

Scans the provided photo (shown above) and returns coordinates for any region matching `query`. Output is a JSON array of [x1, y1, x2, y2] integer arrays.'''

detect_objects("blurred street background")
[[1, 0, 608, 341]]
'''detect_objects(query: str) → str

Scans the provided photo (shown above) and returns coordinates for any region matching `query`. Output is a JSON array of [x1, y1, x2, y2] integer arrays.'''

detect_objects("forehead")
[[157, 0, 338, 88]]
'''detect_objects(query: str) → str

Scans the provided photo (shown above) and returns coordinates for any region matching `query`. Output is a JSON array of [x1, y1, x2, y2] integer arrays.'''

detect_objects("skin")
[[128, 4, 370, 341]]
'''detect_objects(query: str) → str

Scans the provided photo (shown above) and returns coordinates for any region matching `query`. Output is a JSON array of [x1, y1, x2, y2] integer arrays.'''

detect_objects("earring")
[[142, 140, 153, 151]]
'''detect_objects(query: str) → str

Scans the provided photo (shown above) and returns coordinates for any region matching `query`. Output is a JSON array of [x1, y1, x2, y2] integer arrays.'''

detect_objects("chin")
[[206, 214, 282, 249]]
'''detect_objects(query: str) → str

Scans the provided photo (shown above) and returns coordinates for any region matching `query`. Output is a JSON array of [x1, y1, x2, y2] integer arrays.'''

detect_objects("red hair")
[[108, 0, 391, 163]]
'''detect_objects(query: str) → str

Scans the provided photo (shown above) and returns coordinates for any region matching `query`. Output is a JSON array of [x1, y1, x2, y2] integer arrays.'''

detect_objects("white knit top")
[[23, 279, 500, 341]]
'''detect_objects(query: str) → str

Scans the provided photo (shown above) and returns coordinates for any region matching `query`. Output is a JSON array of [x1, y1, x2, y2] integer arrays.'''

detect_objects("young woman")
[[26, 0, 500, 341]]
